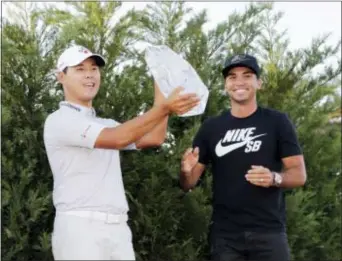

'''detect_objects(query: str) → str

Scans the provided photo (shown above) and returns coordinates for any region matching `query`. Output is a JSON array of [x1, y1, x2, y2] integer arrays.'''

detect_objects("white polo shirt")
[[43, 101, 136, 215]]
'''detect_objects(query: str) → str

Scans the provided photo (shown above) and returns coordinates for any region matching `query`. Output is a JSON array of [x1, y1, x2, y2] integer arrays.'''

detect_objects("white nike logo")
[[215, 133, 267, 157]]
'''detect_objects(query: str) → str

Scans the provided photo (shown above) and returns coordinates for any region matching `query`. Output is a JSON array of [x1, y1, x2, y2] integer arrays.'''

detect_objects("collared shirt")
[[43, 101, 136, 214]]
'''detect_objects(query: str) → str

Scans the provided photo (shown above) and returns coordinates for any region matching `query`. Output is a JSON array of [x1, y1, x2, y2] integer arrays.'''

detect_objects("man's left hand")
[[245, 165, 273, 188]]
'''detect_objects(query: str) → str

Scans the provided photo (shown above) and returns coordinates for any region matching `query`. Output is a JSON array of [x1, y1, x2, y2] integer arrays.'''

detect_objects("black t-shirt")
[[192, 106, 302, 233]]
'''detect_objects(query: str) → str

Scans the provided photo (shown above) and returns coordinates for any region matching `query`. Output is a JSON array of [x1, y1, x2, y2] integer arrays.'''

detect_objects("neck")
[[230, 100, 258, 118], [65, 97, 92, 108]]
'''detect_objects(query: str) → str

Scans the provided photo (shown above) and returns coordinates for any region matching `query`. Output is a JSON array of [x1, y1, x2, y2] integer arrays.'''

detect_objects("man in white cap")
[[44, 44, 200, 260]]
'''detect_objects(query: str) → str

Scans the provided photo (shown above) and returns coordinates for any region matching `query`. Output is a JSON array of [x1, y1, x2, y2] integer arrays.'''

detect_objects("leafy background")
[[1, 2, 341, 261]]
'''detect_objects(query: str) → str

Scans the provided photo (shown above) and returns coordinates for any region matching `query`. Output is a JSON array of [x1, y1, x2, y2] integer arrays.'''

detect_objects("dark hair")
[[62, 67, 68, 74]]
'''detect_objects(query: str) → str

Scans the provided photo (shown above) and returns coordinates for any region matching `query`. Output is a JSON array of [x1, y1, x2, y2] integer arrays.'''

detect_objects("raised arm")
[[44, 87, 199, 151], [95, 87, 200, 150], [135, 82, 170, 149]]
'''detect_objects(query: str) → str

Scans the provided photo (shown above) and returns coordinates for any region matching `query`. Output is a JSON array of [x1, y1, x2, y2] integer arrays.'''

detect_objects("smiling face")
[[224, 66, 262, 105], [57, 57, 101, 107]]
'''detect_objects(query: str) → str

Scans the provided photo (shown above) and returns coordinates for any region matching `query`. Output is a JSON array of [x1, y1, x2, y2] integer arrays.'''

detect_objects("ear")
[[57, 71, 65, 84], [224, 76, 229, 86], [224, 77, 228, 88], [256, 78, 263, 90]]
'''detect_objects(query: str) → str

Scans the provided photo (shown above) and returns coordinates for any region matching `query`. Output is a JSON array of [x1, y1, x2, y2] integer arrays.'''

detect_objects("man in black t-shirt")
[[179, 54, 307, 261]]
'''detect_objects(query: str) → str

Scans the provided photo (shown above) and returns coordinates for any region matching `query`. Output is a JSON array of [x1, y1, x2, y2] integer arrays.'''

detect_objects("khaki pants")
[[52, 211, 135, 260]]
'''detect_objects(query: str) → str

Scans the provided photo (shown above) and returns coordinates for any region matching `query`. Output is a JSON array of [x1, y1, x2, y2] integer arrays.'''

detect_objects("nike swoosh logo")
[[215, 133, 267, 157]]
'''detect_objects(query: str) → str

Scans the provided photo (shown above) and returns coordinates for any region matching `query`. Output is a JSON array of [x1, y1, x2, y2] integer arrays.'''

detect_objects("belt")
[[57, 210, 128, 224]]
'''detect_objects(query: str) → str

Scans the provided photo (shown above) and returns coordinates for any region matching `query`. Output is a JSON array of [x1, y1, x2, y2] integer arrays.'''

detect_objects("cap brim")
[[222, 63, 258, 78], [68, 54, 106, 68]]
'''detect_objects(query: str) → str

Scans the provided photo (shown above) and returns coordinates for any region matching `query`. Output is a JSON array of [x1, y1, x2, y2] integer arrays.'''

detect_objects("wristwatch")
[[272, 172, 283, 187]]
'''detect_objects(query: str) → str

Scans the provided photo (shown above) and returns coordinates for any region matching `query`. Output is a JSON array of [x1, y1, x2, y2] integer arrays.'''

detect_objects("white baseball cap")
[[56, 45, 106, 72]]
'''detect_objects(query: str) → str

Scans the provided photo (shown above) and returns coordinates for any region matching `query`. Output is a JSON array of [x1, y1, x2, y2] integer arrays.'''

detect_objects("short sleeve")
[[192, 121, 211, 165], [277, 113, 302, 158], [44, 113, 106, 149]]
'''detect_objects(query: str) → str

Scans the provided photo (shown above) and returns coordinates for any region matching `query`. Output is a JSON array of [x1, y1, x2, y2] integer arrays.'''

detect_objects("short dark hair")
[[62, 67, 68, 74]]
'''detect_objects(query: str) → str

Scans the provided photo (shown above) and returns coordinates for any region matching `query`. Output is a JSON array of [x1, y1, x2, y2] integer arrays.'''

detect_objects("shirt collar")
[[59, 101, 96, 117]]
